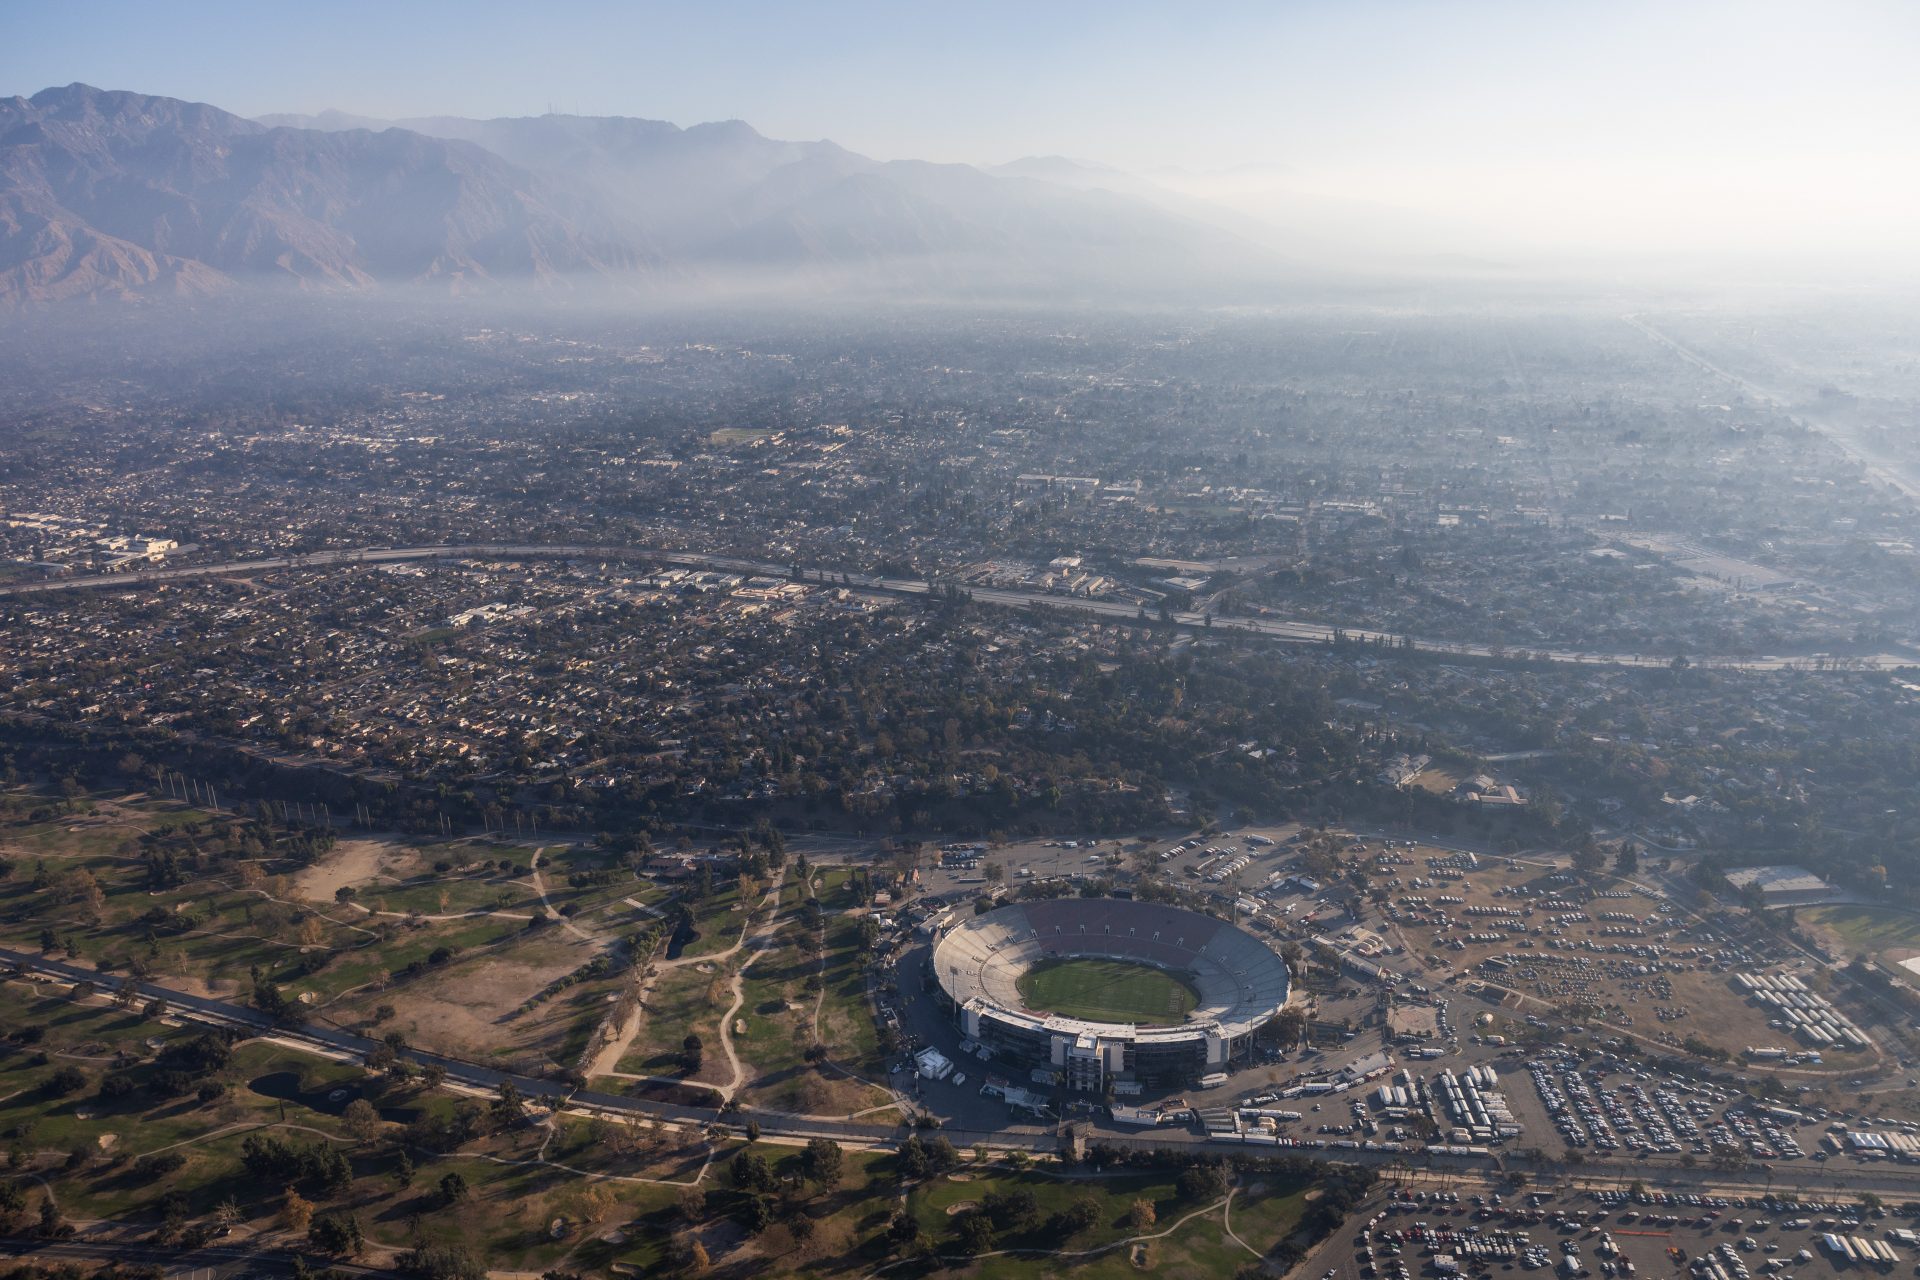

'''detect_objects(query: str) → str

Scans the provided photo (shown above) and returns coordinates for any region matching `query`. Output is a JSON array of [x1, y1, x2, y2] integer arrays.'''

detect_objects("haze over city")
[[5, 5, 1920, 1280], [5, 0, 1917, 277]]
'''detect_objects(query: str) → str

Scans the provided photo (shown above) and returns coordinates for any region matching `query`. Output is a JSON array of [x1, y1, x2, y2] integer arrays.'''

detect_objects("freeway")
[[0, 944, 893, 1148], [2, 542, 1911, 673], [14, 948, 1920, 1206], [1623, 314, 1920, 504]]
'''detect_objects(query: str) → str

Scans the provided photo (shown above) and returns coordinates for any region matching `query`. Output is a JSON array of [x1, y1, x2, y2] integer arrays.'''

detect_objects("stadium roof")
[[933, 897, 1290, 1044]]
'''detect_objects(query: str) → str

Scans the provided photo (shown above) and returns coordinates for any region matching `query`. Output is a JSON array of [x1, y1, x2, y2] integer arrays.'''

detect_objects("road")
[[0, 1235, 400, 1276], [1622, 313, 1920, 503], [0, 944, 886, 1146], [13, 945, 1920, 1244], [3, 541, 1911, 672]]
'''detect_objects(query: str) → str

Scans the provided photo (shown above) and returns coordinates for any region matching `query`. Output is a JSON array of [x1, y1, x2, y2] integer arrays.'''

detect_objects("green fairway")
[[1800, 904, 1920, 952], [1016, 956, 1199, 1024]]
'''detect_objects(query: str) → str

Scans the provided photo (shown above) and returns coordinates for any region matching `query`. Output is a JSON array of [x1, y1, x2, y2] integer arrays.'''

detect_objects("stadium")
[[931, 898, 1292, 1091]]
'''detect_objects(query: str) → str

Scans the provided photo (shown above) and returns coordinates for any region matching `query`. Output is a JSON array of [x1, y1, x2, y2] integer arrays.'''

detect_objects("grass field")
[[1016, 957, 1198, 1025], [904, 1163, 1311, 1280], [1799, 904, 1920, 954]]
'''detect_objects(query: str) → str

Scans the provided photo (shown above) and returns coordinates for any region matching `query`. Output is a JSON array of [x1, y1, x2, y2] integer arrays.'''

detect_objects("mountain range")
[[0, 84, 1285, 308]]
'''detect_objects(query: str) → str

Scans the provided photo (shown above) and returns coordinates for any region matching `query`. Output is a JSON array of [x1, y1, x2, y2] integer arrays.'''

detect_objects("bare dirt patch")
[[292, 838, 422, 903], [336, 935, 602, 1060], [747, 1066, 890, 1117]]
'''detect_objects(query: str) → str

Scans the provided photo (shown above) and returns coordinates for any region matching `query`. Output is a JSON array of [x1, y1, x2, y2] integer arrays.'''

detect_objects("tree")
[[342, 1099, 379, 1143], [252, 978, 296, 1023], [682, 1033, 704, 1072], [438, 1171, 470, 1207], [282, 1189, 314, 1233], [41, 1066, 86, 1097], [1128, 1198, 1157, 1230], [36, 1194, 70, 1238], [492, 1079, 525, 1126], [954, 1211, 996, 1255], [1615, 842, 1639, 875], [982, 1187, 1038, 1231], [737, 1193, 775, 1234], [397, 1243, 487, 1280], [1177, 1163, 1228, 1202], [730, 1150, 776, 1193], [671, 1235, 710, 1273], [308, 1211, 365, 1256], [1572, 845, 1607, 876], [580, 1184, 615, 1225], [801, 1137, 844, 1190], [1054, 1196, 1100, 1238]]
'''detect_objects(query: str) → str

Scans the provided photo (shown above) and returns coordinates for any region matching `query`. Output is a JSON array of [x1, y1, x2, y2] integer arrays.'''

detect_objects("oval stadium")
[[931, 898, 1292, 1091]]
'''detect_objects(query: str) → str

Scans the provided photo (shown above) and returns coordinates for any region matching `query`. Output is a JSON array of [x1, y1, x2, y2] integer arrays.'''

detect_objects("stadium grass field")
[[1015, 956, 1201, 1024]]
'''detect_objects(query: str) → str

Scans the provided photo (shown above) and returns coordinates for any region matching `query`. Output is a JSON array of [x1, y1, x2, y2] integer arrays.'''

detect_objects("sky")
[[5, 0, 1917, 264]]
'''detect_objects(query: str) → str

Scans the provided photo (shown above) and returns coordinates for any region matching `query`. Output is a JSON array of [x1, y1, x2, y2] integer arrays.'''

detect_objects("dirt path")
[[529, 849, 597, 942], [794, 876, 913, 1119], [1221, 1184, 1261, 1258], [714, 866, 789, 1100], [345, 903, 536, 922], [584, 866, 783, 1084], [861, 1190, 1239, 1278]]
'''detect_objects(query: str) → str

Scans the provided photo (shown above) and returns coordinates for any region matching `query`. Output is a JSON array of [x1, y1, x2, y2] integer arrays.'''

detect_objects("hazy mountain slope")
[[0, 85, 636, 306], [270, 106, 1289, 293], [0, 187, 228, 304], [0, 86, 1286, 306], [704, 158, 1274, 295]]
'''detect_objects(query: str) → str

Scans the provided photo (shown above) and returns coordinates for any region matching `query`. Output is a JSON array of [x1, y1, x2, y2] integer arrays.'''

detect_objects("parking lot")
[[1317, 1184, 1920, 1280], [1504, 1046, 1920, 1176]]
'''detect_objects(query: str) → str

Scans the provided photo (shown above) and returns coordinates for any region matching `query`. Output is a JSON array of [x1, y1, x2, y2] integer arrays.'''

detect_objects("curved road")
[[14, 946, 1920, 1208], [0, 944, 879, 1146], [2, 542, 1910, 673]]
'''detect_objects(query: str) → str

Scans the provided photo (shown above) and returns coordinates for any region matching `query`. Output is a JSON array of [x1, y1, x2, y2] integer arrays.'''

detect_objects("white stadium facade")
[[930, 897, 1291, 1091]]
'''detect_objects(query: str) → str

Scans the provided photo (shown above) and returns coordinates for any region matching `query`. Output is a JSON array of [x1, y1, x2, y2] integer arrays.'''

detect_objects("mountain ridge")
[[0, 84, 1287, 308]]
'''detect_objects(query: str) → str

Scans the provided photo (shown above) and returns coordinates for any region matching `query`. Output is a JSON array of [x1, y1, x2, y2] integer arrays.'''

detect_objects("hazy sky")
[[6, 0, 1917, 262]]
